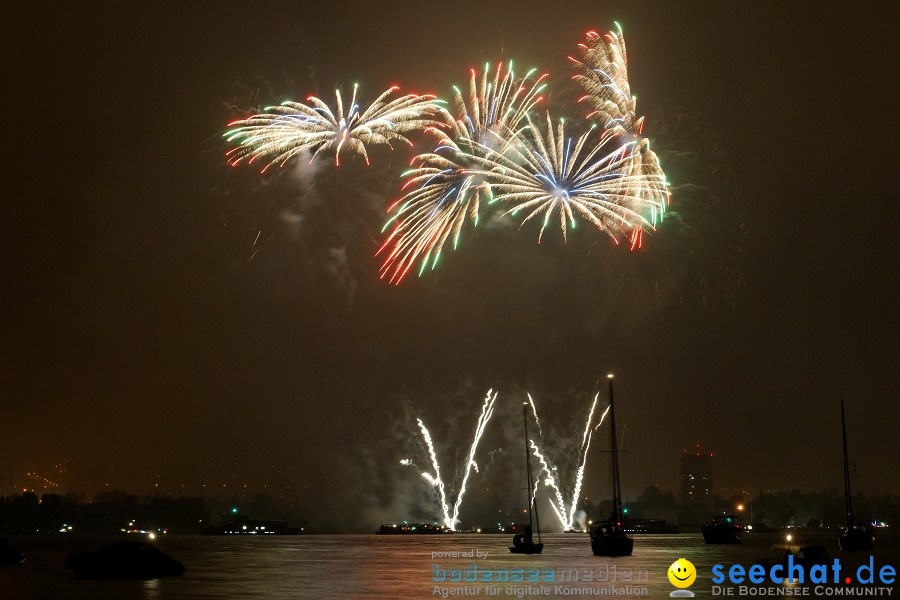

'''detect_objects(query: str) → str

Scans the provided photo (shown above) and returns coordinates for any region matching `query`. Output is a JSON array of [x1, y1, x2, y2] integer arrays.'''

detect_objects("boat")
[[376, 523, 452, 534], [838, 400, 875, 551], [0, 538, 26, 566], [509, 402, 543, 554], [201, 513, 301, 535], [590, 374, 634, 557], [625, 519, 680, 534], [702, 514, 743, 544], [66, 541, 185, 579], [755, 541, 830, 571]]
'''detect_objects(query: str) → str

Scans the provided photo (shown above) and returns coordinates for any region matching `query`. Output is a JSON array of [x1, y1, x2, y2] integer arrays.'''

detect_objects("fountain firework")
[[529, 394, 611, 531], [403, 390, 497, 530]]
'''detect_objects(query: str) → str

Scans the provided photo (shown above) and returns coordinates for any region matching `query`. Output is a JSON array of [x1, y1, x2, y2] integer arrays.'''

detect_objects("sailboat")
[[590, 374, 633, 557], [509, 403, 543, 554], [838, 399, 874, 552]]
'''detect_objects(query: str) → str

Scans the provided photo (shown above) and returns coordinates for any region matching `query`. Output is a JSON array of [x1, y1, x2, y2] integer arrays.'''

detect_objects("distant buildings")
[[680, 444, 713, 504]]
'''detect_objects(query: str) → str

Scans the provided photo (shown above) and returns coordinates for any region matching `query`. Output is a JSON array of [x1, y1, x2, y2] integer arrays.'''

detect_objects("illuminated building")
[[681, 444, 713, 504]]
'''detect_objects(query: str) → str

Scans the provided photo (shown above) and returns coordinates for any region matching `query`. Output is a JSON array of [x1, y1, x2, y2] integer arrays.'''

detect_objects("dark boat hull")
[[509, 543, 543, 554], [839, 531, 874, 552], [702, 525, 741, 544], [755, 543, 830, 571], [0, 549, 26, 566], [591, 535, 633, 557], [66, 542, 185, 579], [0, 538, 26, 567]]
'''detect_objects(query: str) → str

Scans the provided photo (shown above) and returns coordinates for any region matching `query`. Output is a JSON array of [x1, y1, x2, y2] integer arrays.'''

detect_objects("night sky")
[[3, 2, 897, 529]]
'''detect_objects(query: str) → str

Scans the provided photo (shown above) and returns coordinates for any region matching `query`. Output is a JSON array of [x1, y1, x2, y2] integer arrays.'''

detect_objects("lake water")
[[0, 532, 896, 598]]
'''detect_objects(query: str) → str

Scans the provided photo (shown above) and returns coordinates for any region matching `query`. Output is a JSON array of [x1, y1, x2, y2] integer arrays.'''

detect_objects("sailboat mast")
[[608, 374, 622, 521], [841, 399, 853, 528], [523, 403, 541, 541]]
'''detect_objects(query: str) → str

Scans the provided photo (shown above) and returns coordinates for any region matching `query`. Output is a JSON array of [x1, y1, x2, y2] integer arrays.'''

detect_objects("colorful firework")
[[221, 23, 675, 283], [476, 113, 668, 245], [376, 63, 547, 284], [224, 85, 444, 170], [570, 24, 670, 232], [570, 23, 640, 136]]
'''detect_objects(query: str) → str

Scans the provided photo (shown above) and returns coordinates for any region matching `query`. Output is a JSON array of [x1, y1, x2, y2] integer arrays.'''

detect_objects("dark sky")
[[2, 2, 897, 528]]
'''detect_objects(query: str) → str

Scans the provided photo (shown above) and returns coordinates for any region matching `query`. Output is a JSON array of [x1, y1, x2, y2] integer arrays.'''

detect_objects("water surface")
[[0, 532, 895, 599]]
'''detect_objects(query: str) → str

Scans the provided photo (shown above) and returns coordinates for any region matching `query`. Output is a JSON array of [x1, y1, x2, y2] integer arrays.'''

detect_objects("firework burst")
[[570, 24, 670, 236], [569, 23, 640, 135], [224, 85, 444, 170], [376, 63, 547, 283], [476, 113, 667, 245]]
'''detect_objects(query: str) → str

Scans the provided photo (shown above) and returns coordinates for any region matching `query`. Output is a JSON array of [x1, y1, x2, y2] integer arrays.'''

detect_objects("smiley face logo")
[[668, 558, 696, 588]]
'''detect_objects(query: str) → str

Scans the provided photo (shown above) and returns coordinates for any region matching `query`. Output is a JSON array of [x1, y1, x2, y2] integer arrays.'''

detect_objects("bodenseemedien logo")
[[668, 558, 696, 597]]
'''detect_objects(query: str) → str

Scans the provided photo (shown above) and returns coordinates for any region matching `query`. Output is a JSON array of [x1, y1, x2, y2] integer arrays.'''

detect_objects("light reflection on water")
[[0, 533, 896, 599]]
